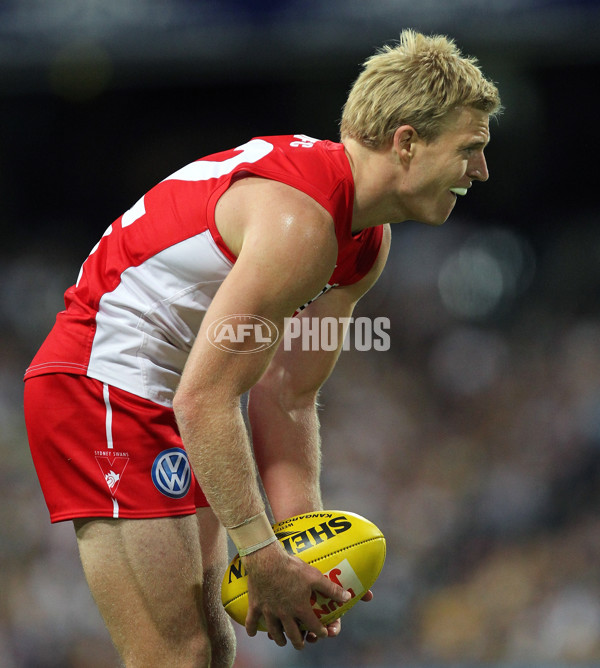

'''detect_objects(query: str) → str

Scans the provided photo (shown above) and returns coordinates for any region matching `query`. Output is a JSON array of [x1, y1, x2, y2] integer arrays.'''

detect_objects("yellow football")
[[221, 510, 386, 630]]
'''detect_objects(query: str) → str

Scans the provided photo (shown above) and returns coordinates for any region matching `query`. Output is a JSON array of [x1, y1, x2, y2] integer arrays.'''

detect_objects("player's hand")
[[242, 541, 351, 650], [304, 589, 374, 643]]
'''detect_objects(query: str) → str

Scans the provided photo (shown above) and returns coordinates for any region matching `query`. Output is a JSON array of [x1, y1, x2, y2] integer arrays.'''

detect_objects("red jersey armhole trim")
[[206, 180, 238, 264]]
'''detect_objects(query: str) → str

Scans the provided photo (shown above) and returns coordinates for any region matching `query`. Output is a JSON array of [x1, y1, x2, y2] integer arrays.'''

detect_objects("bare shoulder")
[[215, 176, 335, 258], [214, 176, 339, 318]]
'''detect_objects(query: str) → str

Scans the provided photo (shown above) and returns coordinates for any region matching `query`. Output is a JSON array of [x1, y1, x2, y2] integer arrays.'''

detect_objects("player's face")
[[399, 107, 491, 225]]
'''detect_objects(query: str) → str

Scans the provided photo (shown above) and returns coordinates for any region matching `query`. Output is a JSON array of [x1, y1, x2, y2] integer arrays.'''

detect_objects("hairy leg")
[[74, 515, 211, 668], [196, 507, 237, 667]]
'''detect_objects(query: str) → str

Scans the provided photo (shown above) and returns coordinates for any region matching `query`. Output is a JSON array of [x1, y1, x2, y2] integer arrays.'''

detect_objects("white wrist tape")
[[226, 511, 277, 557]]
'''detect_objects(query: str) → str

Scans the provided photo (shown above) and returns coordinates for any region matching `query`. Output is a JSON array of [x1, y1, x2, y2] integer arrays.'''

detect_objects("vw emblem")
[[151, 447, 192, 499]]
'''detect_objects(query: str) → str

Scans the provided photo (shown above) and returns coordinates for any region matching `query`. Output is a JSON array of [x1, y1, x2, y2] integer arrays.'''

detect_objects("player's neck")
[[343, 138, 411, 232]]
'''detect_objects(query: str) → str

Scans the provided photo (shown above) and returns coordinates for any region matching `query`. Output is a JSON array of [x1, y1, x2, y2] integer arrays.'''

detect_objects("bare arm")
[[248, 224, 391, 522], [172, 178, 350, 648]]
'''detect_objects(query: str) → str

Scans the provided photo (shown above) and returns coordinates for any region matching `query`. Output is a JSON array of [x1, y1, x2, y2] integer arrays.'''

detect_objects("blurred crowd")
[[2, 208, 600, 668]]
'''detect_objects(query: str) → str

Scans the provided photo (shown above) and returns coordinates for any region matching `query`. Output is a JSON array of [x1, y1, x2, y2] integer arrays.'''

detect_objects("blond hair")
[[340, 29, 502, 148]]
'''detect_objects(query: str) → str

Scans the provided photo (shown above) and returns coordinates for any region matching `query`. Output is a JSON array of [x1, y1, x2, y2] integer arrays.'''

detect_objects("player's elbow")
[[172, 387, 197, 432], [172, 386, 212, 432], [173, 383, 239, 431]]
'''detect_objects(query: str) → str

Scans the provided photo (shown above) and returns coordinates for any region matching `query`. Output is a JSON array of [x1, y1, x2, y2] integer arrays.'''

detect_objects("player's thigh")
[[196, 507, 236, 646], [75, 514, 206, 645], [197, 505, 229, 578]]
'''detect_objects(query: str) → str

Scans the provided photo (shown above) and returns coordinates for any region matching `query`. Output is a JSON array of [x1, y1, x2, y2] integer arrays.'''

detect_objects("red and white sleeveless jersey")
[[25, 134, 384, 406]]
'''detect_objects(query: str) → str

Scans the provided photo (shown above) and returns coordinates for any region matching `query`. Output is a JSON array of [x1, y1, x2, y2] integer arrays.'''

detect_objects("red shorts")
[[24, 374, 209, 523]]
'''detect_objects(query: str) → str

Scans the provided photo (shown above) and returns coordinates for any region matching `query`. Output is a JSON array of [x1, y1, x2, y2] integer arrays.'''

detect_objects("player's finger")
[[361, 589, 374, 602], [296, 608, 328, 641], [280, 615, 307, 651], [263, 613, 287, 647], [326, 619, 342, 636], [306, 618, 341, 643], [312, 572, 352, 604], [244, 607, 262, 638]]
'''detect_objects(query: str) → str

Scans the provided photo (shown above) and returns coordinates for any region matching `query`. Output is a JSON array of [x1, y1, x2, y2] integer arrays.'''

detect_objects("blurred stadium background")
[[1, 1, 600, 666]]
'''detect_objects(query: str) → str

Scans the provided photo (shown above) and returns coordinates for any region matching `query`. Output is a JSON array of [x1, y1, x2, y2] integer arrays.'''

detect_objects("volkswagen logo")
[[151, 447, 192, 499]]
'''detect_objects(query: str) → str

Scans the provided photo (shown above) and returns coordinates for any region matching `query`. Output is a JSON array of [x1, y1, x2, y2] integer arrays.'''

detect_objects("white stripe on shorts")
[[103, 383, 119, 518], [102, 383, 114, 450]]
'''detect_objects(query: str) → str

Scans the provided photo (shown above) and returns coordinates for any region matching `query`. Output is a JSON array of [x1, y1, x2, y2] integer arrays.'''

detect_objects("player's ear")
[[392, 125, 417, 164]]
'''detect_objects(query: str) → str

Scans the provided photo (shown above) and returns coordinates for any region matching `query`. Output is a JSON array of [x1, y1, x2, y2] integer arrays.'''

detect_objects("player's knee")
[[208, 615, 237, 667], [187, 631, 214, 668]]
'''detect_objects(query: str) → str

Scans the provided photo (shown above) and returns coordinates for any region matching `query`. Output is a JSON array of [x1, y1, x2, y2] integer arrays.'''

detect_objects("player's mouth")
[[449, 187, 468, 196]]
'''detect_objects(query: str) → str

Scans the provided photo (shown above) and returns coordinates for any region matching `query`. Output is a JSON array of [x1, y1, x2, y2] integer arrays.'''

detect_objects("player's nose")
[[468, 153, 489, 182]]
